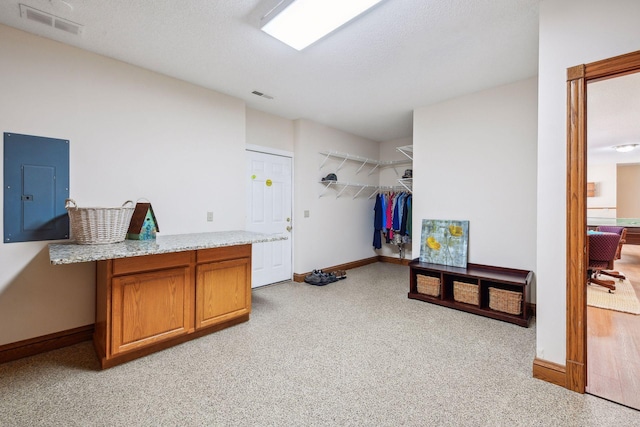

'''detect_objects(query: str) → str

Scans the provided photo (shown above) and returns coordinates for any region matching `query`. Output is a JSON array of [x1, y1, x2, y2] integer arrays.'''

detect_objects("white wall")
[[537, 0, 640, 364], [617, 163, 640, 218], [413, 77, 538, 298], [293, 119, 379, 273], [378, 137, 414, 260], [587, 163, 617, 218], [246, 110, 382, 275], [0, 25, 247, 345], [246, 107, 295, 153]]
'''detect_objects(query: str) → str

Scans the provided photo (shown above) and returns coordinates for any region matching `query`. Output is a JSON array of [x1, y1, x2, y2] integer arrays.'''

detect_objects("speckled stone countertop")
[[49, 231, 287, 265]]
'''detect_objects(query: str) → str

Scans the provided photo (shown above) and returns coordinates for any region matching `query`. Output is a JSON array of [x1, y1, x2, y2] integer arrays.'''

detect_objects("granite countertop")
[[49, 230, 287, 265]]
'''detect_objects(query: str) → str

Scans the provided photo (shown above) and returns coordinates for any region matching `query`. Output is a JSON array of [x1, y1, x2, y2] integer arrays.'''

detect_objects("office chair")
[[588, 232, 621, 293]]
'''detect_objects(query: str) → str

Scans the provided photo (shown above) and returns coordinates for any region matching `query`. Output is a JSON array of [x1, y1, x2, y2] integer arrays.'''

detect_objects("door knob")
[[286, 226, 292, 232]]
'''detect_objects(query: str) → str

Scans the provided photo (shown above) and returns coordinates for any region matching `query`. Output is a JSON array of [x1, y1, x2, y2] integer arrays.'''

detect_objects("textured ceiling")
[[588, 72, 640, 165], [0, 0, 542, 142]]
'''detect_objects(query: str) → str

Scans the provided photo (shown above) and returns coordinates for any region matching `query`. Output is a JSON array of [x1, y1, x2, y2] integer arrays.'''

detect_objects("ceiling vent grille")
[[251, 90, 274, 100], [19, 4, 83, 36]]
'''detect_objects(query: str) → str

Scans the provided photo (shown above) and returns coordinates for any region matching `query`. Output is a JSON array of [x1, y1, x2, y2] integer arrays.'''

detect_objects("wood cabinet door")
[[196, 257, 251, 329], [111, 267, 191, 355]]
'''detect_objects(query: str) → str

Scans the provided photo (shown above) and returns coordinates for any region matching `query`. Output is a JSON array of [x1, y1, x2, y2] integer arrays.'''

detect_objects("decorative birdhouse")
[[126, 202, 159, 240]]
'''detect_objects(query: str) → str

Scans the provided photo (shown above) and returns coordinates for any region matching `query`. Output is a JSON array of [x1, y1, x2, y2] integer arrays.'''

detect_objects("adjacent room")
[[585, 72, 640, 409], [1, 0, 639, 424]]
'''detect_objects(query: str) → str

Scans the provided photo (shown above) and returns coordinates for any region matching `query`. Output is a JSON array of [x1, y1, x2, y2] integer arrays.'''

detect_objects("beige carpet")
[[2, 263, 640, 425], [587, 274, 640, 314]]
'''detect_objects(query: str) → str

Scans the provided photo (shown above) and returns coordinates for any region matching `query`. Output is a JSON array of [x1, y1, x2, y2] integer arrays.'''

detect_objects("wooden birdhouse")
[[126, 202, 159, 240]]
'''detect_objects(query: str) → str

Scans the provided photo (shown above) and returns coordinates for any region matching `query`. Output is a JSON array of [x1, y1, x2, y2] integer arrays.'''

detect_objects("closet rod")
[[369, 186, 412, 199], [319, 181, 410, 199]]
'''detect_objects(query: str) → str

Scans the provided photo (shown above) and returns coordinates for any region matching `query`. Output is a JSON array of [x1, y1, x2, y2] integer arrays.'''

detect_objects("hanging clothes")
[[386, 192, 394, 240], [406, 195, 412, 236], [400, 193, 409, 236], [380, 192, 387, 231], [382, 192, 391, 243], [374, 191, 412, 249], [397, 193, 407, 234], [392, 193, 401, 232], [373, 193, 383, 249]]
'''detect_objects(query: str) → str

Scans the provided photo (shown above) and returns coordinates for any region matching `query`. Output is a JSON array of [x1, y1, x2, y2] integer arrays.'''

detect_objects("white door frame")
[[246, 144, 294, 285]]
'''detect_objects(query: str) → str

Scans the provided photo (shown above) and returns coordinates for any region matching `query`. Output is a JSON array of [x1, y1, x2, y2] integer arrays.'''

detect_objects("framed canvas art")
[[419, 219, 469, 267]]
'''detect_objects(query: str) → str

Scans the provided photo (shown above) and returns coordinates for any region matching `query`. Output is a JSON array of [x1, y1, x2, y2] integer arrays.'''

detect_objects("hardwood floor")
[[587, 243, 640, 410]]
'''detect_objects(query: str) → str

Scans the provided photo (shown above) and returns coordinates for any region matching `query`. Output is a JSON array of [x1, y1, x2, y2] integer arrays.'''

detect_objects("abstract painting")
[[419, 219, 469, 267]]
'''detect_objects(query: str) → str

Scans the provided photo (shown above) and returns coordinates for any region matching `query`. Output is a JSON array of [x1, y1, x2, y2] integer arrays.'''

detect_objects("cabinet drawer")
[[113, 251, 193, 276], [197, 244, 251, 263]]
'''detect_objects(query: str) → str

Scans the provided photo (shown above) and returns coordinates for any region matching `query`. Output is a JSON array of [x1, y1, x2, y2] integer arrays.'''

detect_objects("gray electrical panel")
[[4, 132, 69, 243]]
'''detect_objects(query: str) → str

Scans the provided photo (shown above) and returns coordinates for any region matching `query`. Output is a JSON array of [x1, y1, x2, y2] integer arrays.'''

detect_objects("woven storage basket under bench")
[[408, 260, 533, 327], [416, 275, 441, 297]]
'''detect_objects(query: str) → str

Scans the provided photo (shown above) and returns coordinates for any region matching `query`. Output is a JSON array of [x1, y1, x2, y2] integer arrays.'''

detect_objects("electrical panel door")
[[4, 132, 69, 243]]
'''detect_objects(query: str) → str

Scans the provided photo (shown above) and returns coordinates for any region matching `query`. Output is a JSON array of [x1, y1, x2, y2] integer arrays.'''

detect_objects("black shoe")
[[304, 272, 322, 285]]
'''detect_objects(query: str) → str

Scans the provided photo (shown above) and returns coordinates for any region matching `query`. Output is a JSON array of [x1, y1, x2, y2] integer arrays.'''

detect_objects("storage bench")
[[408, 260, 532, 327]]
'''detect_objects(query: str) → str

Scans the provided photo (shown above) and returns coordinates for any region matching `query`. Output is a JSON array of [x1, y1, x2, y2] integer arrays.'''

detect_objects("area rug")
[[587, 274, 640, 314]]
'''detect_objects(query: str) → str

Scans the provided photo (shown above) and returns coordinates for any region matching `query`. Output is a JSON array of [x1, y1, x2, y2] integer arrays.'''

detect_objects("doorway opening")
[[585, 71, 640, 410], [246, 147, 293, 288], [566, 50, 640, 405]]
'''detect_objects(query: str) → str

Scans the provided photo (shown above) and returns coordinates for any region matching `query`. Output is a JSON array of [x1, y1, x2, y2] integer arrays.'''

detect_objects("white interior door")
[[246, 150, 293, 288]]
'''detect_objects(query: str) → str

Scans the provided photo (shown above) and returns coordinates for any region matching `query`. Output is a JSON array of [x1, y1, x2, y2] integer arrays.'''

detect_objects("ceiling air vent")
[[251, 90, 274, 100], [19, 4, 83, 36]]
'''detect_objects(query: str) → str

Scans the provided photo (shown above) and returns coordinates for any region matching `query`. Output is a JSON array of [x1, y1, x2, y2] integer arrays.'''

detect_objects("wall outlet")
[[304, 210, 310, 218], [207, 211, 213, 222]]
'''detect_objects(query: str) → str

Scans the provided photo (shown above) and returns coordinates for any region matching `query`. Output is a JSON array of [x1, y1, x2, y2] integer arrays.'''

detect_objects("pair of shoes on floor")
[[328, 269, 347, 280], [304, 269, 338, 286]]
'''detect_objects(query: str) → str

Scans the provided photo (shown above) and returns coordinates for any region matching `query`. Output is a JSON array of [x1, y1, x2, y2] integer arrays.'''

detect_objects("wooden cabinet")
[[95, 245, 251, 368], [408, 260, 532, 327], [111, 266, 192, 355], [195, 246, 251, 329]]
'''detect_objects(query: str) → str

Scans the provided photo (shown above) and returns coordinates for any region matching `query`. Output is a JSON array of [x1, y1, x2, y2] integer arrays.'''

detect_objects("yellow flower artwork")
[[420, 219, 469, 267], [426, 236, 441, 250], [448, 225, 463, 237]]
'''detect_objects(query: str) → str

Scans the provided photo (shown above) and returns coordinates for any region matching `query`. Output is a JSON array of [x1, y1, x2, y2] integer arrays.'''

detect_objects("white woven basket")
[[66, 199, 134, 244]]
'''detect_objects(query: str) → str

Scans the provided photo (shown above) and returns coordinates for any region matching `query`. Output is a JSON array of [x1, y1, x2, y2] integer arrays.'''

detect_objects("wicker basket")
[[417, 275, 440, 297], [66, 199, 135, 244], [489, 287, 522, 315], [453, 281, 479, 305]]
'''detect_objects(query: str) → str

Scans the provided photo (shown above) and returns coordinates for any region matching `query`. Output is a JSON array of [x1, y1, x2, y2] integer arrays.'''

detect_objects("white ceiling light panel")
[[261, 0, 384, 50]]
